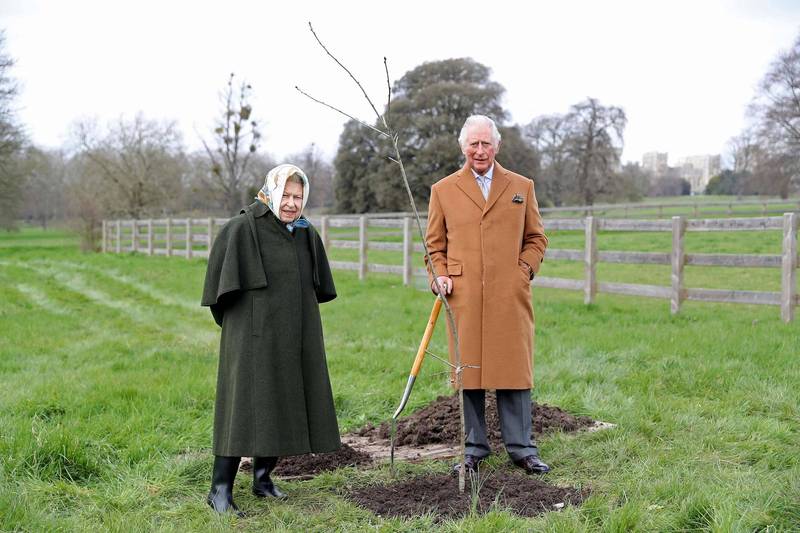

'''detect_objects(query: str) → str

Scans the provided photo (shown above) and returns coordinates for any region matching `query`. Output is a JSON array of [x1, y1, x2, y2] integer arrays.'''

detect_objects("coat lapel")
[[483, 162, 510, 215], [455, 164, 486, 210]]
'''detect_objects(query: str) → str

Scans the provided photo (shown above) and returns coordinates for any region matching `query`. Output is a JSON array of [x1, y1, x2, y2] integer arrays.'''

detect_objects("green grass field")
[[1, 225, 798, 531]]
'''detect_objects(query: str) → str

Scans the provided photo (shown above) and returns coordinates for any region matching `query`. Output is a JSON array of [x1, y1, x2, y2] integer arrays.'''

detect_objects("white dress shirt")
[[471, 164, 495, 200]]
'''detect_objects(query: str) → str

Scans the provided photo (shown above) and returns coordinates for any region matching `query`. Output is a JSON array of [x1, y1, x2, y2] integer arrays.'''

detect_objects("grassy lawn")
[[0, 225, 798, 531]]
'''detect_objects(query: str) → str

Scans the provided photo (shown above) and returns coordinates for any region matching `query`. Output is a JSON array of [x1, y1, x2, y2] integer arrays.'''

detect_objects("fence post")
[[321, 216, 329, 250], [727, 202, 733, 215], [132, 220, 138, 253], [207, 217, 214, 253], [147, 219, 153, 256], [693, 204, 699, 218], [186, 218, 193, 259], [584, 216, 597, 304], [403, 216, 413, 286], [781, 212, 797, 323], [101, 220, 107, 253], [166, 218, 172, 257], [671, 216, 686, 314], [358, 215, 367, 280], [116, 220, 121, 253]]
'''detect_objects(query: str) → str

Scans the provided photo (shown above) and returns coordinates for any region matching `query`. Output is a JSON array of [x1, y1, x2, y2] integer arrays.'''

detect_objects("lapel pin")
[[512, 194, 524, 203]]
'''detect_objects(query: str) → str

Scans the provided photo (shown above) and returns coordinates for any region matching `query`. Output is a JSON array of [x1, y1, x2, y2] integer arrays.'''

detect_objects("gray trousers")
[[463, 389, 539, 462]]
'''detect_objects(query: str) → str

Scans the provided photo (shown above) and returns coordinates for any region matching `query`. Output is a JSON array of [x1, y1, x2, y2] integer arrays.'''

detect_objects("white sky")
[[2, 0, 799, 166]]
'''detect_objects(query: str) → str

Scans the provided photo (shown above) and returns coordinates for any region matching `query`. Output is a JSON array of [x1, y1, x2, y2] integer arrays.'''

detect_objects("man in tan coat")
[[425, 115, 550, 474]]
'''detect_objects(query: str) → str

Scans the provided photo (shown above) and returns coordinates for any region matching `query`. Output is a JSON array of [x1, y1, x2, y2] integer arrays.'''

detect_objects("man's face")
[[278, 181, 304, 222], [462, 124, 498, 175]]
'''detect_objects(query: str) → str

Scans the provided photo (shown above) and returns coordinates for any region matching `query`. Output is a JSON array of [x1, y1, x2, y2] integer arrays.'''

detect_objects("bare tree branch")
[[308, 22, 384, 122], [383, 56, 392, 126], [295, 85, 391, 138]]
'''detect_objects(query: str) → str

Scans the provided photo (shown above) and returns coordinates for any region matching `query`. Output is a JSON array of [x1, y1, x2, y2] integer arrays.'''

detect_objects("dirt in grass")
[[346, 470, 587, 521], [258, 443, 374, 478], [357, 393, 596, 449]]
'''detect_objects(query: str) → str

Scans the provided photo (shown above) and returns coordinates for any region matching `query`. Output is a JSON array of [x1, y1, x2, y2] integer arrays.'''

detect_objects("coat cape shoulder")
[[201, 202, 336, 326]]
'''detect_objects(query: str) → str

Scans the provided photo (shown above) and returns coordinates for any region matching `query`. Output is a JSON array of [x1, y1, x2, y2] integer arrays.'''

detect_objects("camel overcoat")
[[425, 162, 548, 390]]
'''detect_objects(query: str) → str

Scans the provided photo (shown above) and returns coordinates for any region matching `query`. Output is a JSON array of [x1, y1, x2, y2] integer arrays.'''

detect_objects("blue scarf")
[[286, 218, 309, 233]]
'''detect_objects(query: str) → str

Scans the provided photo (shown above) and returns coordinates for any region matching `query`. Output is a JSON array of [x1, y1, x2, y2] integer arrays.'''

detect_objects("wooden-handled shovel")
[[392, 296, 443, 420]]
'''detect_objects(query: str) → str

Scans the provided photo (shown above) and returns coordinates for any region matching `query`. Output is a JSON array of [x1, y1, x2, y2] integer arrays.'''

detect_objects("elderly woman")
[[201, 164, 339, 516]]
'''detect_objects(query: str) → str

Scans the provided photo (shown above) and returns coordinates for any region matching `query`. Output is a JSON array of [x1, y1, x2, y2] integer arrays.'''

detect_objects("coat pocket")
[[447, 263, 462, 276], [252, 292, 266, 337], [518, 261, 532, 284]]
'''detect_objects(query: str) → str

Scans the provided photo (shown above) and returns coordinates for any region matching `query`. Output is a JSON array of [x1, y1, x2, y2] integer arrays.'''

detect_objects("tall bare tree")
[[19, 147, 66, 229], [525, 99, 627, 206], [719, 129, 759, 197], [202, 73, 261, 214], [73, 114, 186, 219], [524, 114, 573, 206], [727, 128, 757, 175], [742, 32, 800, 198], [0, 30, 25, 230], [753, 34, 800, 148], [565, 98, 626, 206], [64, 153, 113, 251], [750, 143, 798, 198]]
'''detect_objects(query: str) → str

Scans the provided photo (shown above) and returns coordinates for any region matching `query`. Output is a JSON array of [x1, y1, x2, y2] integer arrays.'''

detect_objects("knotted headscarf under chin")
[[257, 164, 310, 223]]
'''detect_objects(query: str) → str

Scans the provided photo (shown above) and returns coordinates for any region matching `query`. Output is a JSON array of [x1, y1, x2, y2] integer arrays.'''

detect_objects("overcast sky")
[[2, 0, 799, 167]]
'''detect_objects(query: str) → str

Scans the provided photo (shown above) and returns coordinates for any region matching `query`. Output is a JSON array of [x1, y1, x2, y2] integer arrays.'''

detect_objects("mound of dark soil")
[[271, 443, 373, 478], [357, 393, 595, 449], [346, 471, 586, 521]]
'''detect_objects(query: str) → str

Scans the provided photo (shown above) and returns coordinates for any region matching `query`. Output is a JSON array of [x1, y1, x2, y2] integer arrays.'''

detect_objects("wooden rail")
[[103, 212, 799, 322], [539, 197, 800, 219]]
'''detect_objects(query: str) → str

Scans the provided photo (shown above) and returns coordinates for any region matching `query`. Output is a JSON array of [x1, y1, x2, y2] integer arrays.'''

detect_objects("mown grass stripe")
[[11, 261, 217, 347], [34, 259, 204, 314], [13, 284, 69, 315]]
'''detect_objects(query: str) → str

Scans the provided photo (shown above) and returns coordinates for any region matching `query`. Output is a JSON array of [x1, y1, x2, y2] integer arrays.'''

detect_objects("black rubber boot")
[[207, 456, 244, 517], [252, 456, 287, 499]]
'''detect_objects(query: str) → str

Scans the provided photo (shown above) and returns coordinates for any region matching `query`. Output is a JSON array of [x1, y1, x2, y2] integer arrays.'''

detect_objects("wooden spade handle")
[[411, 296, 443, 377]]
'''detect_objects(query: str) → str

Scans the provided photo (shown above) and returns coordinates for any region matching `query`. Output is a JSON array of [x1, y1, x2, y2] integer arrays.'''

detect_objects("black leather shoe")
[[452, 454, 483, 474], [207, 456, 245, 517], [513, 455, 550, 474], [252, 457, 288, 500]]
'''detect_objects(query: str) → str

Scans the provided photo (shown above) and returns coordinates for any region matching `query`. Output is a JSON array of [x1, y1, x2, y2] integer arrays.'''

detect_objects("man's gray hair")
[[458, 115, 501, 149]]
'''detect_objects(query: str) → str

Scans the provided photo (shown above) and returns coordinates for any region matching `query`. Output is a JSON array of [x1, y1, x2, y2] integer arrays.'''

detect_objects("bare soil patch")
[[345, 470, 587, 521], [239, 443, 373, 479], [357, 393, 596, 449], [236, 394, 595, 521]]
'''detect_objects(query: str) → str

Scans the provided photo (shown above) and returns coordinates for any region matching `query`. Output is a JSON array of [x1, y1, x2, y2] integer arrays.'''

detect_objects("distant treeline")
[[2, 31, 799, 251]]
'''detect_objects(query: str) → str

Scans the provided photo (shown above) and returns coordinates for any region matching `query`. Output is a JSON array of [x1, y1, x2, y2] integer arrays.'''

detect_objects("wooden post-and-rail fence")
[[102, 213, 799, 323], [539, 197, 800, 219], [101, 218, 225, 259]]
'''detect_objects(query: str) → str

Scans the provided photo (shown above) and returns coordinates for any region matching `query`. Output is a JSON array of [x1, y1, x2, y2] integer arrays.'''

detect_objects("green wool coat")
[[201, 201, 340, 457]]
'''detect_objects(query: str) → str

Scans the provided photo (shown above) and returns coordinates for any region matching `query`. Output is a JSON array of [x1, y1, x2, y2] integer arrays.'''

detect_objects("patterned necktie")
[[478, 175, 490, 199]]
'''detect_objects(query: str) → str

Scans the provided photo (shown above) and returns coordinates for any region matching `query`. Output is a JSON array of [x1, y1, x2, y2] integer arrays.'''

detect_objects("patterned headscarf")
[[257, 164, 310, 223]]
